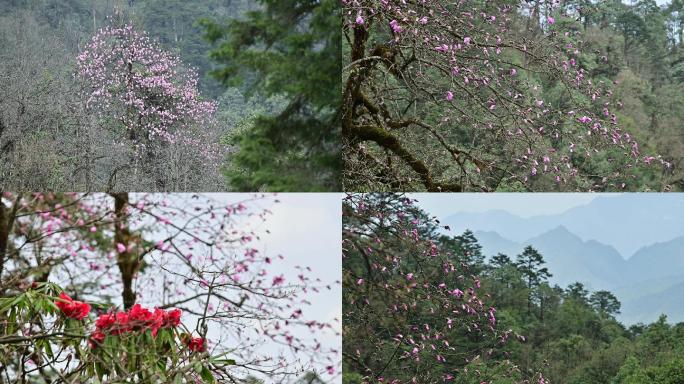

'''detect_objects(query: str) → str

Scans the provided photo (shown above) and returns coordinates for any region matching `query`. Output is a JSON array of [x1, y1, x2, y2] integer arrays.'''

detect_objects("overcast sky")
[[411, 193, 611, 218], [256, 192, 342, 351], [216, 193, 342, 382], [133, 193, 343, 382]]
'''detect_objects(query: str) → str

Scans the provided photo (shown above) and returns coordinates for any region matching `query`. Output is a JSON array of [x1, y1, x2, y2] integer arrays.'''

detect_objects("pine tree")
[[566, 282, 590, 303], [455, 230, 485, 271], [491, 253, 512, 269], [515, 246, 552, 315], [201, 0, 341, 191], [589, 290, 621, 317]]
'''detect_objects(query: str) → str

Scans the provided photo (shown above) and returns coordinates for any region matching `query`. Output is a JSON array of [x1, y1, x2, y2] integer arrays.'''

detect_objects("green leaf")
[[8, 308, 17, 333], [200, 366, 215, 384], [95, 362, 106, 379], [210, 358, 236, 366], [23, 291, 34, 307], [44, 299, 60, 312], [174, 373, 184, 384], [44, 339, 54, 359], [0, 297, 15, 313], [1, 295, 24, 313]]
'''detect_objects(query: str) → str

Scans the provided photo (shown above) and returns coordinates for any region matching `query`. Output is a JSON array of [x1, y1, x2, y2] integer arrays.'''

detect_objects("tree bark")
[[111, 193, 138, 309], [0, 194, 20, 285], [0, 200, 8, 282]]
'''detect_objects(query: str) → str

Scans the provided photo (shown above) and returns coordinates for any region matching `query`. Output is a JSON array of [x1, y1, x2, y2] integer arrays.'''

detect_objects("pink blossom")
[[389, 20, 402, 33]]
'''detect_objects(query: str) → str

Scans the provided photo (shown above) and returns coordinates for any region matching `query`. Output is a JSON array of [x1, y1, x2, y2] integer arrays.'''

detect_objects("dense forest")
[[343, 0, 684, 192], [343, 194, 684, 383], [0, 0, 340, 191]]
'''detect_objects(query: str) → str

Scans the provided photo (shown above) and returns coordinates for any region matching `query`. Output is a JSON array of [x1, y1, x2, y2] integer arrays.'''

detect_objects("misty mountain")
[[620, 281, 684, 325], [625, 236, 684, 281], [477, 226, 626, 290], [444, 194, 684, 256], [472, 230, 520, 257], [470, 228, 684, 324]]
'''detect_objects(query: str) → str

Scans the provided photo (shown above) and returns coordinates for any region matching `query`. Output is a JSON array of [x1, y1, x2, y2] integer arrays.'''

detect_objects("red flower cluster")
[[90, 304, 182, 347], [185, 337, 206, 353], [55, 292, 91, 320]]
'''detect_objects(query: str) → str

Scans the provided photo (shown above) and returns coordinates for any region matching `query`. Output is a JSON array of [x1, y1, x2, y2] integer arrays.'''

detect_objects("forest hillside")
[[0, 0, 340, 191], [343, 0, 684, 192], [343, 193, 684, 384]]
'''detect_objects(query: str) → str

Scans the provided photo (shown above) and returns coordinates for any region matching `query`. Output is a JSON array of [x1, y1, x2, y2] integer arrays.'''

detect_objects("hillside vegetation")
[[343, 193, 684, 384], [0, 0, 340, 191], [343, 0, 684, 192]]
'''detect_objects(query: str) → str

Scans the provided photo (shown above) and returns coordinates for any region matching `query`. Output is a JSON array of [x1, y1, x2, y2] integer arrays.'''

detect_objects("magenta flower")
[[272, 275, 285, 286], [389, 20, 402, 33]]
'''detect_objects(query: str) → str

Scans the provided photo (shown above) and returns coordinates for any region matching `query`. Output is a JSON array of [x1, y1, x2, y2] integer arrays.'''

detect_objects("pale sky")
[[217, 193, 342, 382], [411, 193, 610, 218], [135, 193, 342, 383]]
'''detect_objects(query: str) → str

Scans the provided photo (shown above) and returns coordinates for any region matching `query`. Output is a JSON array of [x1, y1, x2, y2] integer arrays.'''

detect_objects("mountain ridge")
[[443, 194, 684, 257], [469, 227, 684, 324]]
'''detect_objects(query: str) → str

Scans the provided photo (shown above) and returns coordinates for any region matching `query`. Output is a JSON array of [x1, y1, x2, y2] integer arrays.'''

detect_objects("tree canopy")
[[343, 193, 684, 384], [342, 0, 683, 192], [202, 0, 341, 191]]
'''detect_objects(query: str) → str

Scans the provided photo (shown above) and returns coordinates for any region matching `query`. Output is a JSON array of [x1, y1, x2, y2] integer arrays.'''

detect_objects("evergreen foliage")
[[201, 0, 341, 191], [344, 193, 684, 383]]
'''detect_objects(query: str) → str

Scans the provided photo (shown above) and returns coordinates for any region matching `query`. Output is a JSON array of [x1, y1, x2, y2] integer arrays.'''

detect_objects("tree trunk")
[[92, 0, 97, 34], [0, 195, 19, 284], [112, 193, 138, 309], [527, 276, 533, 316], [0, 201, 8, 281]]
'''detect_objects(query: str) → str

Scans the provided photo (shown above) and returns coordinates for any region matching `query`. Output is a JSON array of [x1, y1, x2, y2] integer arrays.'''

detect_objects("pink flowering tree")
[[342, 0, 669, 192], [342, 193, 545, 383], [77, 24, 221, 190], [0, 193, 338, 382]]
